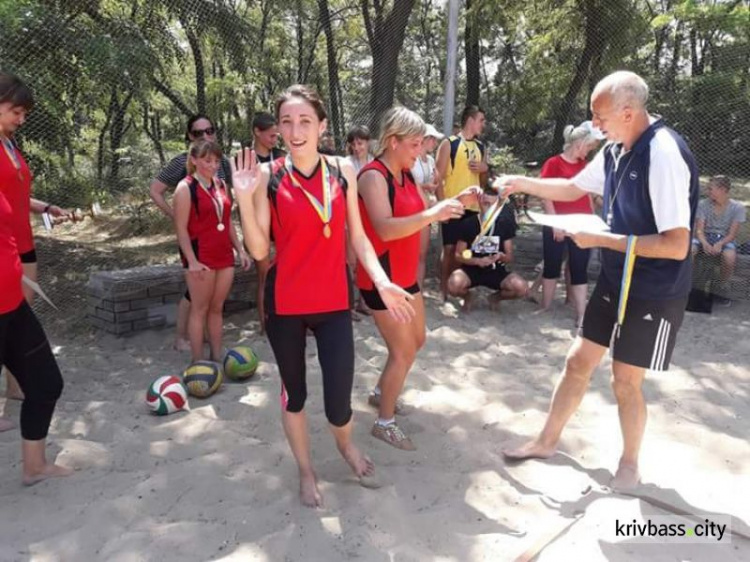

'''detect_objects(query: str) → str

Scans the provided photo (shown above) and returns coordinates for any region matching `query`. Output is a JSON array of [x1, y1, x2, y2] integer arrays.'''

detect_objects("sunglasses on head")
[[191, 127, 216, 137]]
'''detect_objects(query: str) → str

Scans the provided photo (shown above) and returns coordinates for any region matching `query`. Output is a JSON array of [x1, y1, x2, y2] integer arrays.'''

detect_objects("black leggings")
[[266, 310, 354, 427], [542, 226, 591, 285], [0, 301, 63, 440]]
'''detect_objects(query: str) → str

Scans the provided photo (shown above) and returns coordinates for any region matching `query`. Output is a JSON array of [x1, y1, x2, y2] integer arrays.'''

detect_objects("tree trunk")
[[551, 0, 603, 152], [465, 0, 481, 106], [97, 92, 116, 186], [361, 0, 418, 132], [667, 22, 683, 92], [109, 90, 134, 187], [318, 0, 343, 146], [182, 18, 206, 114], [142, 103, 166, 166]]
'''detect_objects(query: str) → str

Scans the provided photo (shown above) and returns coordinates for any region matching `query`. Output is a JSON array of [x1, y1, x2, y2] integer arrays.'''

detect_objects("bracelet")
[[43, 204, 51, 214]]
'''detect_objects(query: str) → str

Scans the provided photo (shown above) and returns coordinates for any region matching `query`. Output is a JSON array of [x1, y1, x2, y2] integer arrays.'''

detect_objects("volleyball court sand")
[[1, 287, 748, 561]]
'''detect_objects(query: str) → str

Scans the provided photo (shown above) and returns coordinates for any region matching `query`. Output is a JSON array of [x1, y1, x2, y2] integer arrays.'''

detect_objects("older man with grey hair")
[[498, 70, 699, 489]]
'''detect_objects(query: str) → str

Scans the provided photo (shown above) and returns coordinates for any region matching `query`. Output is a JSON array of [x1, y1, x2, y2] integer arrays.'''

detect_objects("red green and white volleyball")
[[182, 360, 223, 397], [146, 375, 189, 415], [223, 346, 259, 381]]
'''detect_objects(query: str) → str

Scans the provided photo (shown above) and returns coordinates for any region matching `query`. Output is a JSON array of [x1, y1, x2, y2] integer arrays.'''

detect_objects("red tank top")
[[356, 159, 425, 291], [0, 191, 24, 314], [0, 138, 34, 255], [268, 157, 349, 315], [540, 154, 591, 214], [184, 176, 234, 270]]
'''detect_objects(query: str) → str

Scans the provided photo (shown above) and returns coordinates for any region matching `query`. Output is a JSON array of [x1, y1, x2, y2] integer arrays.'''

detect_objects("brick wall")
[[86, 265, 257, 335]]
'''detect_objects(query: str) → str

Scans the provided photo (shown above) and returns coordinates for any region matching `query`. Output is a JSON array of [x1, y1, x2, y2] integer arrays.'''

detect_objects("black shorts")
[[441, 210, 478, 246], [582, 281, 687, 371], [360, 283, 420, 311], [461, 265, 509, 289], [20, 249, 37, 264]]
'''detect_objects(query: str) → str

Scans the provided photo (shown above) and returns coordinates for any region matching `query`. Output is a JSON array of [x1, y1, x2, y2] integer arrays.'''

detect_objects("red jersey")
[[267, 157, 350, 315], [181, 176, 234, 270], [540, 154, 592, 214], [0, 137, 34, 255], [356, 159, 425, 291], [0, 191, 24, 314]]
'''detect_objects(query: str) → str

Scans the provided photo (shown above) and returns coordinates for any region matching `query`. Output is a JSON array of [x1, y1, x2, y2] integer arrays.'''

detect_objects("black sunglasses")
[[191, 127, 216, 137]]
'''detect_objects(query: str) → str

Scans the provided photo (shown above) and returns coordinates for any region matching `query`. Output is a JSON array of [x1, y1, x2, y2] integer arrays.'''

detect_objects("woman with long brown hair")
[[233, 85, 415, 507]]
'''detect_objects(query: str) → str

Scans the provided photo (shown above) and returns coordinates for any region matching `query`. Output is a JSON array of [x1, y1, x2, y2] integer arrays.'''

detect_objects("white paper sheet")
[[527, 211, 610, 233]]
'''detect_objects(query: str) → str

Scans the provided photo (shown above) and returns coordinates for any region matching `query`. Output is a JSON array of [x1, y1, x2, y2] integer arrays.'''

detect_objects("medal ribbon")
[[470, 198, 505, 250], [1, 137, 21, 172], [617, 235, 638, 326], [285, 155, 332, 229], [196, 177, 224, 227]]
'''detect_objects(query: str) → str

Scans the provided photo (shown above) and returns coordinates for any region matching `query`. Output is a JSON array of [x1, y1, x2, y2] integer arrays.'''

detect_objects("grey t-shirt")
[[155, 153, 233, 188], [696, 198, 746, 236]]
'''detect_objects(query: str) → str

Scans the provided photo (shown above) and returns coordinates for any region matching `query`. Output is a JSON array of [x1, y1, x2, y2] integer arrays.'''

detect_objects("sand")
[[1, 284, 748, 561]]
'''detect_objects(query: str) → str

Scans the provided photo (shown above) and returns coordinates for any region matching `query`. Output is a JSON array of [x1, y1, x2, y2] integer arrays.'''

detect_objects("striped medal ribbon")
[[285, 155, 333, 238], [463, 198, 506, 260], [196, 178, 225, 232], [611, 235, 638, 348], [1, 136, 23, 180]]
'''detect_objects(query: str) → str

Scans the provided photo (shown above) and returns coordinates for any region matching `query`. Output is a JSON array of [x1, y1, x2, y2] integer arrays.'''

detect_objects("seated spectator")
[[447, 188, 528, 311], [692, 175, 746, 305]]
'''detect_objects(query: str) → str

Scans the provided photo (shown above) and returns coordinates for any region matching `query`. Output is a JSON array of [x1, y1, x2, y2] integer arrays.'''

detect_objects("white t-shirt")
[[411, 155, 436, 186], [346, 155, 372, 174]]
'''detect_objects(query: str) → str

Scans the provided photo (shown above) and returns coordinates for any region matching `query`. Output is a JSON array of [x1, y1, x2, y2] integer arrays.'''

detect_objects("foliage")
[[0, 0, 747, 209]]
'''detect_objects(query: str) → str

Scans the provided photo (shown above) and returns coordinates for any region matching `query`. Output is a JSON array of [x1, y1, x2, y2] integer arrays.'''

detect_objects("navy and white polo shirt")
[[573, 117, 699, 301]]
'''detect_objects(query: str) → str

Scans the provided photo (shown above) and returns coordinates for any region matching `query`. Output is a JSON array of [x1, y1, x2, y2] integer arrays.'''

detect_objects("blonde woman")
[[357, 107, 476, 450], [539, 121, 603, 328]]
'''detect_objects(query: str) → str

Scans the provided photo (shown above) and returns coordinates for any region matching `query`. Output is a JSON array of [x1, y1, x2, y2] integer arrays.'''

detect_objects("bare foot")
[[173, 337, 191, 352], [461, 292, 472, 313], [502, 439, 556, 461], [299, 471, 323, 508], [0, 416, 15, 432], [340, 443, 381, 488], [23, 463, 74, 487], [611, 462, 641, 491]]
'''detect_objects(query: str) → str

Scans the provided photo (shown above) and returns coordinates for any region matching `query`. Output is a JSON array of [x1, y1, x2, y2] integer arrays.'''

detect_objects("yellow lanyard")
[[285, 155, 333, 238], [617, 235, 638, 326]]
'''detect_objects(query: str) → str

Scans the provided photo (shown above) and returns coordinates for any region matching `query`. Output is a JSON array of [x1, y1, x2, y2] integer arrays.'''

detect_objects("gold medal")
[[286, 156, 334, 241], [462, 249, 472, 259]]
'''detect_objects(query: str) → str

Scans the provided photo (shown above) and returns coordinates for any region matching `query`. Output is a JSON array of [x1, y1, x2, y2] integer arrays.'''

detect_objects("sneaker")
[[367, 391, 413, 416], [371, 422, 416, 451]]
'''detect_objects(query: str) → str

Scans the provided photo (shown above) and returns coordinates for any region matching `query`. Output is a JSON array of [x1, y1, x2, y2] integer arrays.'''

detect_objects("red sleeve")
[[540, 156, 560, 179]]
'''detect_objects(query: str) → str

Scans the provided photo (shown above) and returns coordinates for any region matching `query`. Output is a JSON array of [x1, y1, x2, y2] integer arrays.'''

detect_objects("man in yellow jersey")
[[436, 106, 489, 299]]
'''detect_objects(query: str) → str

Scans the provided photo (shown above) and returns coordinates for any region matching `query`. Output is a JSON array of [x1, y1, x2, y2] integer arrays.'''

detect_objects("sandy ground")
[[1, 283, 749, 562]]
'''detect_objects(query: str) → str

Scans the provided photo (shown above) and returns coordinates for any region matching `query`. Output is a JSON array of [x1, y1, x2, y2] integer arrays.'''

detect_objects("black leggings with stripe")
[[1, 301, 63, 440], [265, 310, 354, 427]]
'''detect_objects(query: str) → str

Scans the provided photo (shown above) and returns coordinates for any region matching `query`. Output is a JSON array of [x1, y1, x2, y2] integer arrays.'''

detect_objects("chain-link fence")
[[2, 0, 749, 334]]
